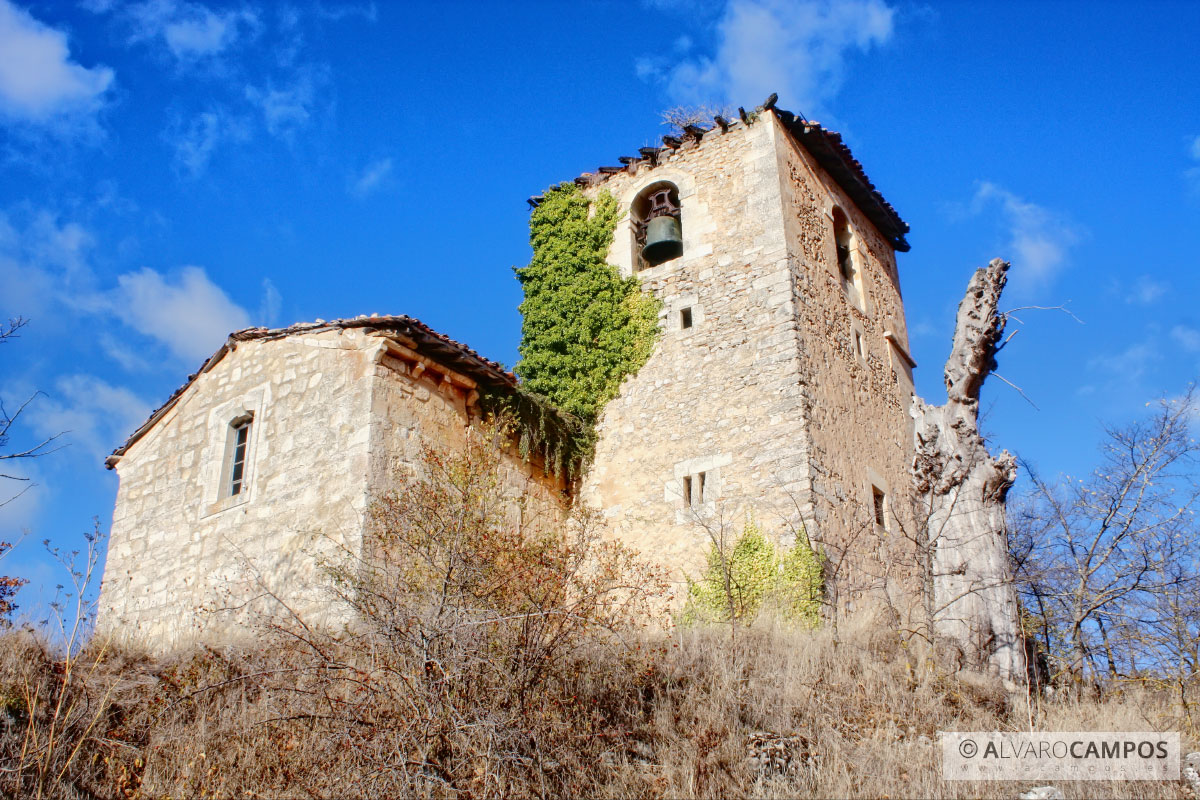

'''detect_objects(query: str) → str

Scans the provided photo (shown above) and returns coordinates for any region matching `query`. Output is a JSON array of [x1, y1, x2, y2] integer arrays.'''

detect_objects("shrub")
[[686, 520, 824, 625]]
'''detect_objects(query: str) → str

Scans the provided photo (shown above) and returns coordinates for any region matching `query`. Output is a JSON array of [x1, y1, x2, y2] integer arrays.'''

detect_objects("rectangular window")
[[682, 475, 692, 505], [680, 307, 693, 329], [872, 486, 886, 528], [230, 421, 250, 496], [697, 471, 706, 504]]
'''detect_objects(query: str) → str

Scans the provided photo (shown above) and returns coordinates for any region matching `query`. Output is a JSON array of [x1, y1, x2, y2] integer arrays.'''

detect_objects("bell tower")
[[575, 100, 921, 617]]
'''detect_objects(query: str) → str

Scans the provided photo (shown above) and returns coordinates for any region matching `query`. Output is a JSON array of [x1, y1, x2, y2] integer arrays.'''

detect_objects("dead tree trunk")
[[911, 258, 1025, 680]]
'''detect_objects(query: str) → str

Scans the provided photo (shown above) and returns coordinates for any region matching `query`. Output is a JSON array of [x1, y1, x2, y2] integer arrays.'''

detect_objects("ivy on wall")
[[514, 183, 660, 424], [685, 520, 825, 626]]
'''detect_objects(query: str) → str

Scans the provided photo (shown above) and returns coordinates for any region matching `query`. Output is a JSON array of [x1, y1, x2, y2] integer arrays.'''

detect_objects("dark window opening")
[[680, 307, 693, 329], [683, 475, 692, 505], [230, 420, 251, 497], [697, 471, 707, 504], [833, 207, 856, 286], [872, 486, 886, 528]]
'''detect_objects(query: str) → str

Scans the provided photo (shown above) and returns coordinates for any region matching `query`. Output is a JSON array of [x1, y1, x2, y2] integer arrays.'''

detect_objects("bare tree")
[[910, 259, 1026, 679], [1010, 387, 1200, 691], [1, 317, 63, 509]]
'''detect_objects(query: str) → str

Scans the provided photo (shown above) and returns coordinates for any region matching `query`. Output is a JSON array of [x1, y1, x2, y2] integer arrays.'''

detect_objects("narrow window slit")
[[680, 307, 693, 329]]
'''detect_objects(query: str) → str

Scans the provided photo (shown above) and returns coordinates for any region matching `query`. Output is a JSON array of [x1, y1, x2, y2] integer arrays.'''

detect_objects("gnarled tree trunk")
[[911, 258, 1025, 680]]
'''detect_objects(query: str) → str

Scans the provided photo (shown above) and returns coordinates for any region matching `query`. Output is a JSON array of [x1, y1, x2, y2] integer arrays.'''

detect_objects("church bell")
[[641, 188, 682, 266]]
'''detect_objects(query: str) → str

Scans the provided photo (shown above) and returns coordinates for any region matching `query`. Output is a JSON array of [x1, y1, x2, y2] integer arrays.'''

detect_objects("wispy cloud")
[[0, 207, 252, 365], [107, 266, 250, 362], [642, 0, 895, 115], [971, 181, 1080, 289], [166, 107, 249, 175], [124, 0, 260, 66], [0, 0, 114, 128], [244, 67, 325, 139], [349, 157, 394, 198], [1089, 340, 1160, 383], [1171, 324, 1200, 353], [1186, 134, 1200, 194], [257, 277, 282, 327], [29, 374, 152, 459]]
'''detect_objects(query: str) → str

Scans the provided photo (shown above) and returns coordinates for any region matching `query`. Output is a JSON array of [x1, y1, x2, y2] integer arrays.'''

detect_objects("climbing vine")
[[685, 520, 824, 626], [514, 183, 660, 423]]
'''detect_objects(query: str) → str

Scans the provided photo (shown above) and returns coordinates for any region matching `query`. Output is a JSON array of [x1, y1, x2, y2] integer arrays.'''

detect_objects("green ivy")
[[685, 520, 825, 626], [514, 183, 660, 424]]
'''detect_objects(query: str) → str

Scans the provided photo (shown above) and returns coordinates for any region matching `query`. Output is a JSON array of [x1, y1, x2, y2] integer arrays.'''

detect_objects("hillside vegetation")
[[2, 425, 1196, 799]]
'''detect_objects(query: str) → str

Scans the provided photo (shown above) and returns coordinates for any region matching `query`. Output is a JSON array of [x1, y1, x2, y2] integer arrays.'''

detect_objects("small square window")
[[680, 307, 693, 329]]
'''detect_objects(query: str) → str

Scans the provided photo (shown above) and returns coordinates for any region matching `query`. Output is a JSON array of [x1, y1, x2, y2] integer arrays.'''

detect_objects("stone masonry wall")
[[582, 117, 815, 595], [99, 329, 379, 649], [100, 328, 566, 651], [772, 115, 919, 614]]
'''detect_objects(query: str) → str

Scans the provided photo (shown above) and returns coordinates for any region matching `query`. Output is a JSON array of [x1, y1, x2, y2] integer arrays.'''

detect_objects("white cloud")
[[654, 0, 895, 114], [1089, 340, 1159, 382], [972, 181, 1079, 287], [1187, 135, 1200, 193], [1129, 275, 1166, 305], [257, 278, 281, 327], [245, 75, 317, 138], [1171, 324, 1200, 353], [29, 374, 152, 459], [0, 0, 113, 125], [349, 157, 393, 198], [167, 108, 249, 175], [125, 0, 259, 64], [107, 266, 251, 363]]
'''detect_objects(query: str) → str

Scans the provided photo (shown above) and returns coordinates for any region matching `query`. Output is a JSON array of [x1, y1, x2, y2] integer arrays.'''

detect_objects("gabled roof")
[[105, 315, 522, 468], [553, 95, 910, 252]]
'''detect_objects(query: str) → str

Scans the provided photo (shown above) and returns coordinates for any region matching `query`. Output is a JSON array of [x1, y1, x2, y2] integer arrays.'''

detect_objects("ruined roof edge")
[[105, 315, 530, 468], [562, 95, 910, 253]]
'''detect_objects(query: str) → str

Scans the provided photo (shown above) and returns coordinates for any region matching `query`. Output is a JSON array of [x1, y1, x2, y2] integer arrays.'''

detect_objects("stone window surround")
[[864, 467, 890, 534], [202, 385, 269, 519], [826, 205, 869, 315], [608, 168, 701, 280], [669, 294, 704, 334], [667, 453, 733, 523], [850, 319, 867, 367]]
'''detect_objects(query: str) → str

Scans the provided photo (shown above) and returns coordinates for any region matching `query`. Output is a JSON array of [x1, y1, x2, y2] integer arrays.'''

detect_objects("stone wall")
[[772, 117, 921, 613], [580, 112, 917, 614], [99, 329, 378, 649], [581, 116, 816, 595], [99, 328, 566, 650]]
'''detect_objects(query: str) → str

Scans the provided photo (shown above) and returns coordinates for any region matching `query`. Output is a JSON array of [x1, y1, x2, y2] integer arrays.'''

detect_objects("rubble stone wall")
[[772, 118, 920, 613]]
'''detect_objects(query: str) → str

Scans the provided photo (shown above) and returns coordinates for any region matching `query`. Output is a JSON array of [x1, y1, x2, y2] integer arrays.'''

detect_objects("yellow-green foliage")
[[514, 183, 660, 422], [686, 520, 824, 625]]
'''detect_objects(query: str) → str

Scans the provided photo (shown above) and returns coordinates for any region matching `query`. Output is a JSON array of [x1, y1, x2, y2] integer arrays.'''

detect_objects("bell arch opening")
[[631, 181, 682, 270]]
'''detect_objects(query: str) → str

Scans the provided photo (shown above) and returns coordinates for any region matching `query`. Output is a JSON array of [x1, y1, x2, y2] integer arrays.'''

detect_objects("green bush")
[[686, 520, 824, 625]]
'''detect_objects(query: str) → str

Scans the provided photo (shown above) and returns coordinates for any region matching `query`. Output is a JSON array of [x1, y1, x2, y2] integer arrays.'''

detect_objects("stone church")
[[98, 98, 1022, 674]]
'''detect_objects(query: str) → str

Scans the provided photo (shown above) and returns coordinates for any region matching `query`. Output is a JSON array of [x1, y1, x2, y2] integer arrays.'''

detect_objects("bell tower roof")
[[543, 95, 910, 253]]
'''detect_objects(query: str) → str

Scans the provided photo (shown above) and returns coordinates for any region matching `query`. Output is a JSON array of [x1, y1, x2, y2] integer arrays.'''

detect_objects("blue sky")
[[2, 0, 1199, 616]]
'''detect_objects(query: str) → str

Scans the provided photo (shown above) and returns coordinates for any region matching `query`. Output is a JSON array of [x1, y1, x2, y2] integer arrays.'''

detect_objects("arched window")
[[631, 182, 682, 270], [832, 207, 863, 305]]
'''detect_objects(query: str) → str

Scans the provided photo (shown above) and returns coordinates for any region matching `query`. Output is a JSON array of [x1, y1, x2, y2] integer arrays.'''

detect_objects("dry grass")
[[1, 618, 1195, 799]]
